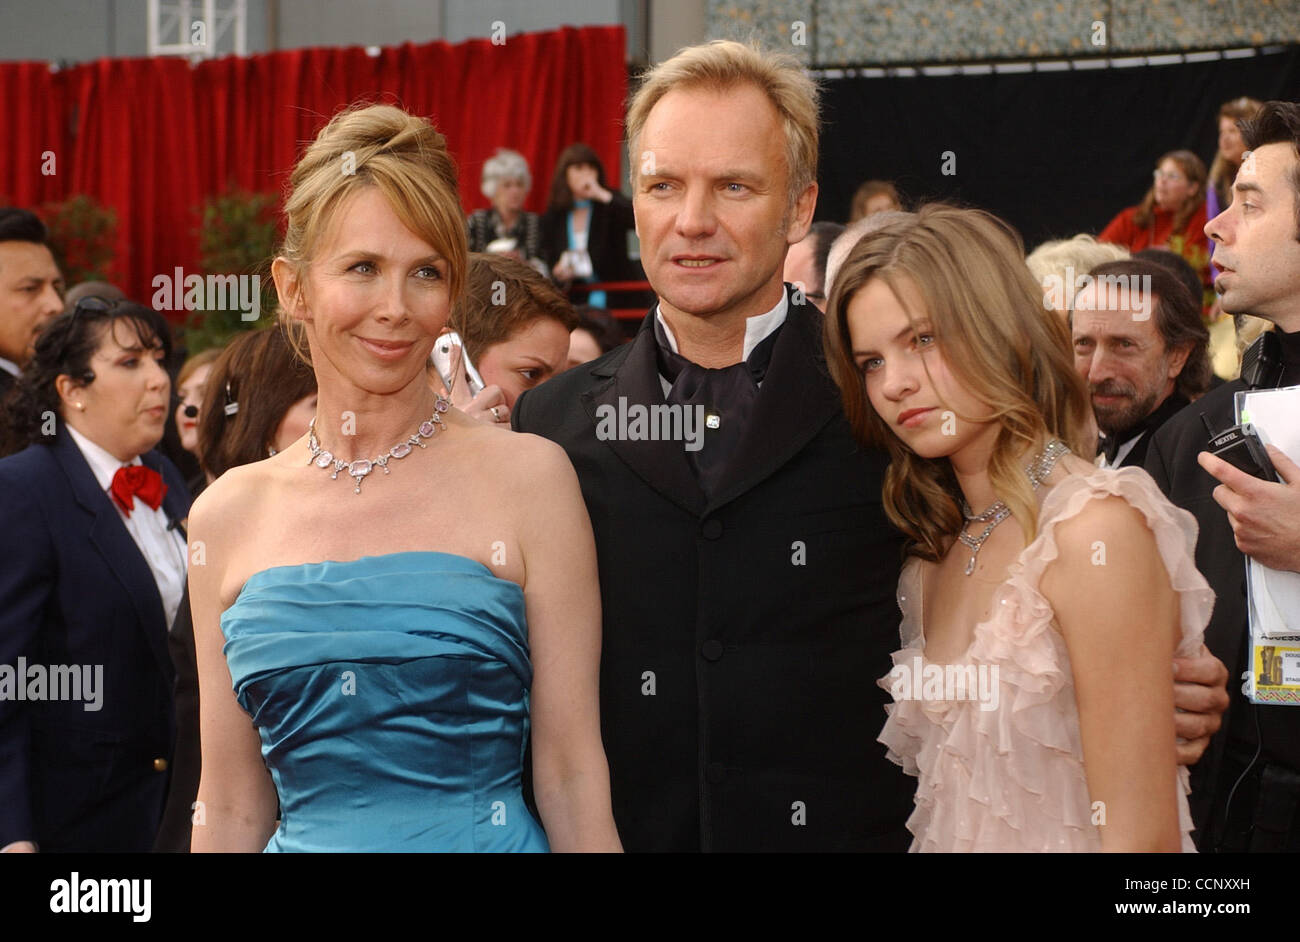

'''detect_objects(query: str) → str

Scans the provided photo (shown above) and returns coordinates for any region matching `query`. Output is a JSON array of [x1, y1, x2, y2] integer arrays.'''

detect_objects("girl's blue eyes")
[[858, 334, 935, 374]]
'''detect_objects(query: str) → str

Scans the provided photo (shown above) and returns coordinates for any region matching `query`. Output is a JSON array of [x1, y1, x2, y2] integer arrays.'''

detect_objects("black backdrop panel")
[[819, 46, 1300, 249]]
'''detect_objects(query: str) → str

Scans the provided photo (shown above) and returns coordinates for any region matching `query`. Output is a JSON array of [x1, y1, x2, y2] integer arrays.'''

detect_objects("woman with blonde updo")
[[188, 104, 620, 852]]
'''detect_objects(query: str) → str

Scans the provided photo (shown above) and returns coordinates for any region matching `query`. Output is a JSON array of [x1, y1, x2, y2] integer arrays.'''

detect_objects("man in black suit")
[[0, 209, 64, 405], [1072, 257, 1211, 469], [516, 40, 1230, 852], [1146, 101, 1300, 851]]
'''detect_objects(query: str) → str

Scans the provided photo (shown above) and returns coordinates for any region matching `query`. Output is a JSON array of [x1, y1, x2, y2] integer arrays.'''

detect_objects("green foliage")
[[180, 188, 281, 355], [40, 194, 118, 286]]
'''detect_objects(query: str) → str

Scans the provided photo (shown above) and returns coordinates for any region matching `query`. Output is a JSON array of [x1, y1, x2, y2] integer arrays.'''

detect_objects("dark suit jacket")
[[153, 585, 200, 853], [1103, 392, 1191, 471], [0, 424, 190, 851], [0, 370, 17, 459], [467, 208, 544, 262], [540, 192, 644, 285], [513, 289, 915, 851], [1144, 379, 1300, 845]]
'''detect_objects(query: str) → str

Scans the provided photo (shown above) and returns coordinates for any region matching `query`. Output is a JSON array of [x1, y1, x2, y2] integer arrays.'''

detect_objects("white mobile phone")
[[430, 331, 485, 398]]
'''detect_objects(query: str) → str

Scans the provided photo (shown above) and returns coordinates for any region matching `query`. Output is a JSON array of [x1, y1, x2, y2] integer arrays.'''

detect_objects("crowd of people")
[[0, 38, 1297, 854]]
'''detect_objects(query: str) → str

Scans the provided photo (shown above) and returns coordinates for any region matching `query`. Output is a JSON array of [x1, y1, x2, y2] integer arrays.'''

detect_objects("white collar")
[[0, 356, 20, 378], [655, 290, 789, 363], [64, 423, 143, 492]]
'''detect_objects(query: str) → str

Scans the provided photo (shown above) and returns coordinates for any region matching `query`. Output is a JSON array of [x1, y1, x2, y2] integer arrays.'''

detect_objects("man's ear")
[[787, 182, 819, 246], [271, 257, 309, 321], [1168, 341, 1193, 379]]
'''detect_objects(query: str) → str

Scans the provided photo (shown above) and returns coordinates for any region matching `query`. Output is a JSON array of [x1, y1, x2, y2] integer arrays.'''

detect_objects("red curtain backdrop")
[[0, 63, 71, 209], [0, 25, 627, 312]]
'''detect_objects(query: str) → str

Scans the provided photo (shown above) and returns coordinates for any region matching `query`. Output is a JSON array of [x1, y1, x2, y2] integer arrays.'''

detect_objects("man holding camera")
[[1146, 100, 1300, 851]]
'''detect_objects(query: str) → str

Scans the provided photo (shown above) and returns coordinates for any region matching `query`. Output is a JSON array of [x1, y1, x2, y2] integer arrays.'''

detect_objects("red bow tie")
[[110, 465, 167, 516]]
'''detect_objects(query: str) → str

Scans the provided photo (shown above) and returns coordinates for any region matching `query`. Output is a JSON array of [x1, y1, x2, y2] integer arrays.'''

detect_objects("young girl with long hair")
[[823, 204, 1212, 851]]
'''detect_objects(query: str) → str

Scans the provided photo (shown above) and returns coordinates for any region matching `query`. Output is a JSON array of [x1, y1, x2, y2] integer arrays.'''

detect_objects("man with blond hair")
[[514, 40, 1226, 852]]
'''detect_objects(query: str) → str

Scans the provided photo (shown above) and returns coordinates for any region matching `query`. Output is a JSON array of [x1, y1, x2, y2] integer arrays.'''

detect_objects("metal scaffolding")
[[147, 0, 247, 59]]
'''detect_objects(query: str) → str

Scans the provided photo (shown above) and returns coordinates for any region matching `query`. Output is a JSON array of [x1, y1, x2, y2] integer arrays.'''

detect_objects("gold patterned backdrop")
[[707, 0, 1300, 66]]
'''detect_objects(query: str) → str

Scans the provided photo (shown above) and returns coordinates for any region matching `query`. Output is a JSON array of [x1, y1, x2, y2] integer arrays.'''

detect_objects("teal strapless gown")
[[221, 551, 549, 852]]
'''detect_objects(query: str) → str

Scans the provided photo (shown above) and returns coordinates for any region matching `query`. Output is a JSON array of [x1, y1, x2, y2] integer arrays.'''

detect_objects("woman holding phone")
[[432, 252, 577, 425], [189, 104, 620, 852]]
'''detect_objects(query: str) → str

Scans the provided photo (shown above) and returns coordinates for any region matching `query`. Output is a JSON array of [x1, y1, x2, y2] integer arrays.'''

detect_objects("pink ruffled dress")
[[877, 466, 1213, 852]]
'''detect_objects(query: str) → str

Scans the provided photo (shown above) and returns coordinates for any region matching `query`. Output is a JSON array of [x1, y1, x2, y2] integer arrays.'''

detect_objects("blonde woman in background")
[[1025, 234, 1129, 318]]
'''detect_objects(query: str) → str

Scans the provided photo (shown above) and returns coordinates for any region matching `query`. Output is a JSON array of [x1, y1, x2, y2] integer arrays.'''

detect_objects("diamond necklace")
[[306, 395, 450, 494], [957, 438, 1070, 576]]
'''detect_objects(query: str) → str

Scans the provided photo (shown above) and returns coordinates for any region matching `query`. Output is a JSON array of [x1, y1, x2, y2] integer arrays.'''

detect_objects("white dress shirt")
[[1094, 431, 1142, 470], [64, 425, 188, 630], [0, 356, 20, 378], [655, 292, 789, 395]]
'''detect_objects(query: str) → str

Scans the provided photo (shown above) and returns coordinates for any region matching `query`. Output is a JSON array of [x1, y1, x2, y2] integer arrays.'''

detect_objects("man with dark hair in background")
[[1072, 258, 1211, 469], [1146, 100, 1300, 851], [1134, 247, 1209, 316], [0, 209, 64, 400], [782, 220, 844, 312]]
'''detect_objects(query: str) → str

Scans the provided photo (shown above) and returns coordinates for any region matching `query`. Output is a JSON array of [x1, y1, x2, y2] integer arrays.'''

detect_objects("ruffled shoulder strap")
[[1010, 465, 1213, 656], [897, 556, 926, 650]]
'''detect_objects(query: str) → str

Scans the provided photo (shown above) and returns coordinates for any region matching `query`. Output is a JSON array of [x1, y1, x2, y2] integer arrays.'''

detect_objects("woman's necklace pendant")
[[957, 439, 1070, 577], [306, 395, 448, 495]]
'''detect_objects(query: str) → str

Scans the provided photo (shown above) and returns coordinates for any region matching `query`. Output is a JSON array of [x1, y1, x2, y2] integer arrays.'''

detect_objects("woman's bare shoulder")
[[188, 459, 275, 541], [1040, 488, 1163, 613], [453, 421, 576, 487]]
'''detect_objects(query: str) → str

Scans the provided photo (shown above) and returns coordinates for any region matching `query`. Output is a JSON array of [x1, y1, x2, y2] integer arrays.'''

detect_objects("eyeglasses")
[[50, 295, 120, 372], [1153, 170, 1188, 183], [64, 295, 119, 333]]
